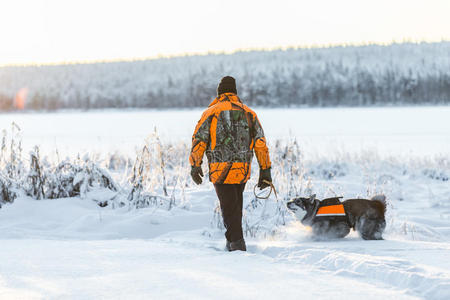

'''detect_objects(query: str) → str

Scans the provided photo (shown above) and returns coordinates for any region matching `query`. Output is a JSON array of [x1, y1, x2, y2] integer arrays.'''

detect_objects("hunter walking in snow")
[[189, 76, 272, 251]]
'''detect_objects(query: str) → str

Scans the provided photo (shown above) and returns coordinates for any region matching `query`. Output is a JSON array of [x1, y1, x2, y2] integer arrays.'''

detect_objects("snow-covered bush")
[[128, 145, 154, 208], [126, 129, 190, 210], [26, 146, 45, 199], [0, 124, 192, 212], [422, 169, 448, 182], [0, 125, 121, 206], [0, 123, 448, 242], [47, 155, 119, 199], [0, 123, 24, 206], [0, 123, 25, 181], [0, 176, 17, 206]]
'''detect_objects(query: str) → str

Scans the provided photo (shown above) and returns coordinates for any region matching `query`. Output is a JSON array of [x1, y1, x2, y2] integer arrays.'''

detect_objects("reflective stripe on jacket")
[[189, 93, 271, 184]]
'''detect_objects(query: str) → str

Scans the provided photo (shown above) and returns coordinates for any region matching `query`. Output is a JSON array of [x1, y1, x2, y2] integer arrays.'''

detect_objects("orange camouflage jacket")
[[189, 93, 271, 184]]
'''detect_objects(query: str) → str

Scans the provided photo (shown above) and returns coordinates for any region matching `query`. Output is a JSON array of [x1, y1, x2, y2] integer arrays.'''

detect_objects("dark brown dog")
[[287, 194, 386, 240]]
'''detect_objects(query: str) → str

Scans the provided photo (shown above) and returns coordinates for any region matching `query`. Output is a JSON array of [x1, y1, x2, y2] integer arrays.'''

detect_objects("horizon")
[[1, 0, 449, 66], [0, 39, 447, 68]]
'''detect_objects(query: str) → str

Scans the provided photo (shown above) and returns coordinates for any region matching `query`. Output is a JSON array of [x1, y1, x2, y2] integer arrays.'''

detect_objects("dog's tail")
[[370, 194, 386, 213]]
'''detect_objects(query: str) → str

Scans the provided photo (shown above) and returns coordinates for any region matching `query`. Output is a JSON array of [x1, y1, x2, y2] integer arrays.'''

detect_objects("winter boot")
[[229, 239, 246, 251], [225, 240, 231, 251]]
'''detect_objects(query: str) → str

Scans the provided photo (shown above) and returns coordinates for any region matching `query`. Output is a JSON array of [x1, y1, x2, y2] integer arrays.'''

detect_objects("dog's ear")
[[309, 194, 316, 203]]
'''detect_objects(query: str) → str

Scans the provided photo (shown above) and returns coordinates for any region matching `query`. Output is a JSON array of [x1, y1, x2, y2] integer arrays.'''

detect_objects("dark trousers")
[[214, 183, 246, 242]]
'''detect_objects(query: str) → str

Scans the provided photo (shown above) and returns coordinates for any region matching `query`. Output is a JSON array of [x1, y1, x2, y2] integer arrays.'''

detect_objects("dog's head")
[[286, 194, 317, 220]]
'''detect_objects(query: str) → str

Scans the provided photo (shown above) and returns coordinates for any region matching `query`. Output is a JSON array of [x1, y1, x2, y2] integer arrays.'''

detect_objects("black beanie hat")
[[217, 76, 237, 96]]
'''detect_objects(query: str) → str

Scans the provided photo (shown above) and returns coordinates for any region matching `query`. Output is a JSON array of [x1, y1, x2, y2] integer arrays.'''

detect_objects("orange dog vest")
[[316, 204, 346, 217]]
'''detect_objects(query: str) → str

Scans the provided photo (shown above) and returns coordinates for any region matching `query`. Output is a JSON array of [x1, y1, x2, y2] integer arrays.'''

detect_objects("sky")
[[0, 0, 449, 65]]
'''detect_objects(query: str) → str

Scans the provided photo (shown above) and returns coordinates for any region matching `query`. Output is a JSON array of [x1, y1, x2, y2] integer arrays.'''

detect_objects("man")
[[189, 76, 272, 251]]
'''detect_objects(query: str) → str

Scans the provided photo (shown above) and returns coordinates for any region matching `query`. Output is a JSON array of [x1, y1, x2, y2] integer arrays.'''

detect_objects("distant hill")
[[0, 42, 449, 110]]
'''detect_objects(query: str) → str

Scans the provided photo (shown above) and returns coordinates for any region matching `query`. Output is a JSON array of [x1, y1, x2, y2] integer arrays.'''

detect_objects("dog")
[[287, 194, 386, 240]]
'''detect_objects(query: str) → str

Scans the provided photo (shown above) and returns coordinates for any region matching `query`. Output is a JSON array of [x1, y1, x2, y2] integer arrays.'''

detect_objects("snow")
[[1, 239, 425, 300], [1, 106, 449, 157], [1, 189, 449, 299], [0, 106, 449, 299]]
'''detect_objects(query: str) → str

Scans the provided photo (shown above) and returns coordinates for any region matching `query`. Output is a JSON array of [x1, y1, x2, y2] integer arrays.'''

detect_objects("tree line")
[[0, 42, 449, 110]]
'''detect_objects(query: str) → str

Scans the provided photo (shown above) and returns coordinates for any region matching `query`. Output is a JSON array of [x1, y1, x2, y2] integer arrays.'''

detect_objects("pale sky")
[[0, 0, 449, 65]]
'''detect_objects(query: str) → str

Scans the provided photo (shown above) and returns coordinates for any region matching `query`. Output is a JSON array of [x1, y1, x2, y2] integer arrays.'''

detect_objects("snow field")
[[1, 106, 449, 157], [0, 106, 449, 299], [0, 239, 425, 300], [0, 193, 449, 299]]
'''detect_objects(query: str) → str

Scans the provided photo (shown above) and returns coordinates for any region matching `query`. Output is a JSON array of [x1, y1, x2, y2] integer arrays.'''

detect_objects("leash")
[[253, 180, 278, 200]]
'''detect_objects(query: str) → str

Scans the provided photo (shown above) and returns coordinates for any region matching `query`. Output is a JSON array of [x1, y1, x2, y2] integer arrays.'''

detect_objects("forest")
[[0, 42, 449, 110]]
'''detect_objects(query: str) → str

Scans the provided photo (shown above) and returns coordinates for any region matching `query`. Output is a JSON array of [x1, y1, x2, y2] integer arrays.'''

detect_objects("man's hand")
[[191, 166, 204, 185], [257, 168, 272, 190]]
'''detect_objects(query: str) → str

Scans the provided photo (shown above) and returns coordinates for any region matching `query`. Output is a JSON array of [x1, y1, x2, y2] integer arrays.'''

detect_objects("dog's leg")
[[357, 218, 386, 240], [333, 221, 351, 238]]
